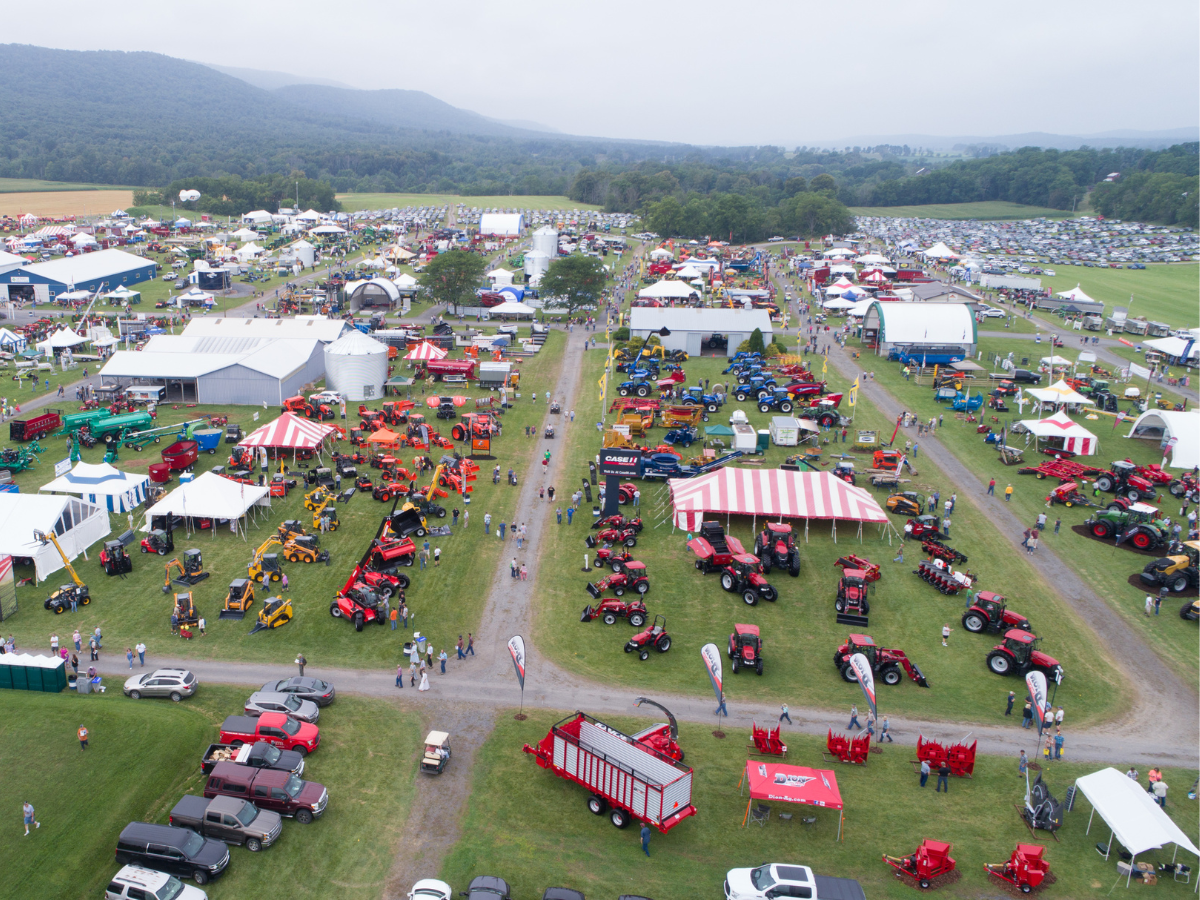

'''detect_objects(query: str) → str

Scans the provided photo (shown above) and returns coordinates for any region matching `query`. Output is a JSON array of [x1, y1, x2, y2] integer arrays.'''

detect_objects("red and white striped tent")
[[238, 412, 338, 450], [668, 468, 888, 538], [405, 341, 448, 360]]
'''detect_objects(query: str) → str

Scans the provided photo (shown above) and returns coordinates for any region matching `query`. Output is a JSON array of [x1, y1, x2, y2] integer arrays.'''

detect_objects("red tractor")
[[593, 514, 644, 533], [904, 515, 942, 540], [914, 558, 976, 594], [450, 413, 500, 442], [962, 591, 1031, 635], [594, 546, 635, 572], [835, 569, 872, 626], [624, 615, 671, 660], [581, 597, 648, 627], [986, 630, 1062, 680], [282, 395, 334, 420], [586, 561, 650, 598], [631, 698, 685, 762], [1128, 460, 1172, 485], [727, 623, 764, 675], [329, 586, 389, 631], [616, 482, 640, 504], [833, 633, 929, 687], [366, 535, 417, 570], [835, 554, 881, 582], [753, 523, 801, 577], [372, 481, 412, 503], [720, 554, 777, 605], [586, 525, 638, 549], [687, 521, 746, 574], [920, 538, 968, 565], [1093, 459, 1158, 503]]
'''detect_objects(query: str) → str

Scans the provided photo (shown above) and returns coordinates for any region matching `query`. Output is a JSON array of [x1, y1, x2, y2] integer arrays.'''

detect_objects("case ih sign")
[[599, 448, 642, 477]]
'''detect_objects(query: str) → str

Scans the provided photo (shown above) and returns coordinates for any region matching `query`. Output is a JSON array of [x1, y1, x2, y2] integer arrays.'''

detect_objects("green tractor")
[[1084, 503, 1170, 552], [0, 445, 39, 478]]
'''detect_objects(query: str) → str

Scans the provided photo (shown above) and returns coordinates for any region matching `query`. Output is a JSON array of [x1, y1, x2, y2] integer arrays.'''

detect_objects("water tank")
[[524, 250, 550, 279], [532, 226, 558, 259], [323, 330, 388, 402], [292, 240, 315, 268]]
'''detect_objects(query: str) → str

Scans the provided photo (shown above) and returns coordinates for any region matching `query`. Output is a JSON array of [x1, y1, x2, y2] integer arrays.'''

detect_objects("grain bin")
[[324, 330, 388, 401], [532, 226, 558, 259], [524, 250, 551, 279]]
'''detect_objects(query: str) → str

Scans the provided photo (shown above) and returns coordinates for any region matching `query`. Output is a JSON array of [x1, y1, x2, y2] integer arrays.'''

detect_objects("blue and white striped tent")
[[39, 462, 149, 513]]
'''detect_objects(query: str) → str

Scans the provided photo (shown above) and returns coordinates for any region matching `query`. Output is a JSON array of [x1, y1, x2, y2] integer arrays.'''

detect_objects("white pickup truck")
[[725, 863, 866, 900]]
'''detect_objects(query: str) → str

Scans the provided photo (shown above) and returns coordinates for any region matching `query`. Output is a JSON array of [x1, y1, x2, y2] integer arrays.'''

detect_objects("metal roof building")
[[628, 307, 774, 358], [0, 249, 157, 304], [99, 332, 325, 405], [478, 213, 524, 237], [178, 315, 350, 344], [860, 301, 977, 355]]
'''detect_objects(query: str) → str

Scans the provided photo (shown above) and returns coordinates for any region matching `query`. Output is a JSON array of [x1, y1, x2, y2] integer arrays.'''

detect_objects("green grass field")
[[1038, 265, 1199, 331], [853, 336, 1198, 676], [530, 346, 1125, 726], [443, 710, 1200, 900], [0, 684, 420, 900], [850, 202, 1078, 221], [336, 193, 602, 214], [1, 332, 567, 673]]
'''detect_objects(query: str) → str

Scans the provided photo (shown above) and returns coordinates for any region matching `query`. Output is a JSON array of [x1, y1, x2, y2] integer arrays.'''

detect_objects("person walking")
[[919, 758, 931, 788], [418, 669, 430, 692], [1018, 750, 1028, 777], [848, 705, 860, 730], [72, 629, 81, 653], [434, 547, 441, 567], [556, 507, 562, 524], [1005, 691, 1015, 716], [1027, 532, 1039, 555], [484, 512, 491, 535], [1005, 484, 1014, 502], [456, 635, 465, 660], [396, 663, 404, 689], [1054, 706, 1064, 729], [640, 822, 651, 857], [466, 633, 474, 656], [1053, 517, 1061, 535], [126, 647, 134, 670], [941, 623, 951, 647], [942, 516, 951, 537], [779, 703, 792, 725], [1053, 728, 1064, 759], [452, 508, 459, 527], [296, 653, 306, 676], [389, 606, 398, 630], [987, 477, 996, 496], [22, 801, 39, 835], [50, 633, 59, 656], [1145, 594, 1154, 616], [399, 602, 409, 628], [880, 716, 893, 742], [78, 724, 89, 751], [1152, 778, 1168, 808], [714, 690, 728, 717], [936, 762, 950, 793], [89, 634, 99, 661], [438, 649, 447, 674], [135, 641, 145, 666]]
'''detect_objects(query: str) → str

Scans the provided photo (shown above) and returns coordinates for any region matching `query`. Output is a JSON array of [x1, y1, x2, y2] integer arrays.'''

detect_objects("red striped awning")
[[668, 468, 888, 531], [405, 341, 447, 360], [238, 412, 338, 449]]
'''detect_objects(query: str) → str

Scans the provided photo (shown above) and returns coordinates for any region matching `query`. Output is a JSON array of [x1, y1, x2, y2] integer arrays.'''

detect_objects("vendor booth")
[[0, 494, 110, 581], [1014, 410, 1099, 456], [739, 761, 844, 839], [40, 461, 151, 512], [144, 471, 270, 538]]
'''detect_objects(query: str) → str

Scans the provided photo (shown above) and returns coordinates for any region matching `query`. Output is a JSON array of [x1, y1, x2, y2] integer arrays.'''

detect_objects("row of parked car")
[[105, 674, 337, 900]]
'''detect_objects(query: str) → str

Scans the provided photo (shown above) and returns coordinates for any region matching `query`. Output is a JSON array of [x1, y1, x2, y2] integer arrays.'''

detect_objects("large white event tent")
[[144, 471, 270, 538], [1073, 768, 1198, 885], [1014, 410, 1099, 455], [1056, 284, 1099, 305], [0, 494, 110, 580], [638, 280, 700, 300], [922, 242, 959, 260], [1024, 379, 1094, 410], [488, 301, 536, 317], [40, 461, 150, 512], [669, 469, 888, 540], [1126, 408, 1200, 470]]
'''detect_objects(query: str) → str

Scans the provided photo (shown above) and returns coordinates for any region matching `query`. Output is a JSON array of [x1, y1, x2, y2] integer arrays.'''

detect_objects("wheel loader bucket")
[[218, 608, 246, 620], [836, 611, 869, 627], [581, 605, 595, 622], [585, 535, 598, 548], [586, 582, 604, 599], [909, 662, 930, 688], [248, 619, 269, 634]]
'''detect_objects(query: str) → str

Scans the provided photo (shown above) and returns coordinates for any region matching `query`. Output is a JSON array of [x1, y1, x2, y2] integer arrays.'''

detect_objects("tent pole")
[[742, 797, 751, 828], [1086, 805, 1094, 834], [1127, 853, 1134, 887], [839, 810, 843, 841]]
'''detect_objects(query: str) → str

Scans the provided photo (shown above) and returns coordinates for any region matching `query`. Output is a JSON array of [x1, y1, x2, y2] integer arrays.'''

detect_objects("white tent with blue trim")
[[40, 461, 150, 513]]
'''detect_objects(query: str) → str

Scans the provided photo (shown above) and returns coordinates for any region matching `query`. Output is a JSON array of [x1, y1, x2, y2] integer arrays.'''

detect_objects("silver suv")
[[243, 691, 319, 723], [106, 864, 208, 900], [124, 668, 198, 702]]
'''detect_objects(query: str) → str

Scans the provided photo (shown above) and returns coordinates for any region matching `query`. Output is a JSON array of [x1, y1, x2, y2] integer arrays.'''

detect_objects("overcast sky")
[[6, 0, 1198, 146]]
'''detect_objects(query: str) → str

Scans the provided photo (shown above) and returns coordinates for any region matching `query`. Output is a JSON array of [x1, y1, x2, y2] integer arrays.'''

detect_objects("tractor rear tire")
[[1126, 489, 1143, 502], [587, 795, 608, 815], [987, 651, 1013, 675], [602, 613, 617, 625], [628, 612, 646, 627], [610, 808, 630, 829], [963, 613, 986, 633], [656, 636, 671, 652], [1131, 530, 1153, 550], [1095, 475, 1114, 492], [721, 572, 735, 591], [636, 385, 650, 398], [881, 664, 902, 686], [840, 663, 859, 683], [743, 590, 758, 606], [706, 403, 719, 414], [1091, 522, 1110, 538], [779, 401, 793, 413]]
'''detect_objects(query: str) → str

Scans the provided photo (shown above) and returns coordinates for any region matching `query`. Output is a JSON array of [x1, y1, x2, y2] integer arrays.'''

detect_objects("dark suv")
[[1010, 369, 1042, 384], [114, 822, 230, 885]]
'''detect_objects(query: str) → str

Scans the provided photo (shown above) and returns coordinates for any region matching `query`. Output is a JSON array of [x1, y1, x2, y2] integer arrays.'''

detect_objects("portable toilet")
[[756, 430, 771, 454]]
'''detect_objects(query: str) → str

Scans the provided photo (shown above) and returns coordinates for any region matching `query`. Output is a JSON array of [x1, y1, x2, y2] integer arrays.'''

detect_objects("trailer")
[[423, 359, 476, 381], [522, 712, 697, 833], [57, 408, 113, 436], [9, 409, 61, 442], [89, 411, 155, 439], [476, 361, 512, 388]]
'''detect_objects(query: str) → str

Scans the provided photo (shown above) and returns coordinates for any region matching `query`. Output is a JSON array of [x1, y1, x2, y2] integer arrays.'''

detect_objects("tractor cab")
[[220, 578, 255, 620], [141, 529, 174, 556], [967, 592, 1031, 633], [731, 553, 765, 580], [764, 522, 792, 542], [728, 623, 763, 675], [257, 554, 283, 584], [839, 569, 870, 597], [100, 540, 132, 576], [420, 731, 452, 775], [182, 549, 204, 576], [887, 491, 925, 517], [832, 460, 855, 484], [314, 505, 339, 532], [1002, 630, 1036, 664], [845, 633, 878, 667], [873, 449, 903, 471], [277, 520, 308, 542]]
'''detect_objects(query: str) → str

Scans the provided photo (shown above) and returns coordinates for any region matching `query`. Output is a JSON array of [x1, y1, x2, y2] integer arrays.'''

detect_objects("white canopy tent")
[[1074, 767, 1199, 885], [144, 471, 270, 539], [230, 228, 260, 241], [310, 224, 347, 235], [1040, 355, 1072, 367], [1024, 379, 1094, 409], [1143, 336, 1200, 364], [103, 285, 141, 304], [178, 288, 215, 306], [648, 247, 674, 260], [40, 461, 150, 512], [0, 327, 26, 351], [0, 494, 110, 581], [675, 264, 703, 280], [488, 300, 536, 316], [37, 328, 89, 353], [1056, 284, 1098, 305], [1014, 410, 1099, 455], [922, 241, 959, 259], [1126, 408, 1200, 470], [638, 280, 699, 300]]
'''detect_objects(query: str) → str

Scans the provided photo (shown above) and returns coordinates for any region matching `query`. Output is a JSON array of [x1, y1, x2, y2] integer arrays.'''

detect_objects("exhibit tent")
[[238, 412, 338, 450], [405, 341, 448, 360], [739, 762, 844, 838], [1074, 767, 1199, 885], [0, 494, 110, 581], [1025, 379, 1093, 408], [1015, 410, 1098, 455], [1126, 408, 1200, 470], [40, 461, 150, 512], [144, 471, 269, 538], [638, 280, 699, 300]]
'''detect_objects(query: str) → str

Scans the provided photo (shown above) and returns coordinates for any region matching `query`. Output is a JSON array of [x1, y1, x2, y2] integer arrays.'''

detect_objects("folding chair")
[[750, 804, 770, 827], [777, 812, 793, 826], [801, 815, 818, 829]]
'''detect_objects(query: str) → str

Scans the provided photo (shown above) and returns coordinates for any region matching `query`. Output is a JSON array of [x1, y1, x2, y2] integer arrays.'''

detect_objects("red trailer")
[[423, 359, 476, 381], [9, 409, 61, 442], [162, 440, 199, 471], [523, 712, 696, 833]]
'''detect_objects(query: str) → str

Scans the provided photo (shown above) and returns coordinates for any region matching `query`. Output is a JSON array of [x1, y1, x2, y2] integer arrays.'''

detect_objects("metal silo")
[[323, 330, 388, 402]]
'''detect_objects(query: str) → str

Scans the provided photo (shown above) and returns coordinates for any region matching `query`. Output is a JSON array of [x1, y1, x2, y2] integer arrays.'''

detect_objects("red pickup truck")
[[219, 713, 320, 756], [204, 762, 328, 824]]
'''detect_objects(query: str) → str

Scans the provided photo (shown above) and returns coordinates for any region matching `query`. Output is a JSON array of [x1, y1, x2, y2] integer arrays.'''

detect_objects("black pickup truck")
[[201, 741, 305, 776], [169, 795, 283, 852]]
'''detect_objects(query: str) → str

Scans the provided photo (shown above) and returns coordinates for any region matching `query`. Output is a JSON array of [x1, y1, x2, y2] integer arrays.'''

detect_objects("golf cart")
[[420, 731, 452, 775]]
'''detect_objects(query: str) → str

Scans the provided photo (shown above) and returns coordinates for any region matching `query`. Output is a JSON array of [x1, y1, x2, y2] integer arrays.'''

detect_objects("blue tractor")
[[617, 377, 655, 398], [723, 353, 764, 374], [679, 386, 723, 413], [663, 426, 699, 447], [733, 375, 778, 402], [756, 390, 795, 414]]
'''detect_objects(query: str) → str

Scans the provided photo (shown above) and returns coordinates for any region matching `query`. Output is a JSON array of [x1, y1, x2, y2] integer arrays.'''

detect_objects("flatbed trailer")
[[523, 711, 696, 833], [1017, 460, 1106, 481]]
